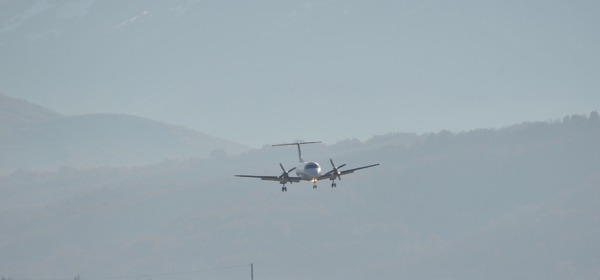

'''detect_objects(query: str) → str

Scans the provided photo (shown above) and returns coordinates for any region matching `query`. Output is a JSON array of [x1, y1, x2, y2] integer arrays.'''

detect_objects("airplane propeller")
[[329, 158, 347, 181], [278, 163, 296, 184]]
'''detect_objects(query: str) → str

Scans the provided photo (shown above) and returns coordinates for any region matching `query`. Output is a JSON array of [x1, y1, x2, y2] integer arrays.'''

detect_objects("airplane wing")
[[339, 163, 380, 175], [235, 175, 302, 183], [319, 163, 380, 180]]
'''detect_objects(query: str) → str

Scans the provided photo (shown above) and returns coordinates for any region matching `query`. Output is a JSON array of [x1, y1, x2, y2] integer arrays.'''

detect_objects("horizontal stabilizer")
[[272, 141, 322, 162], [272, 141, 322, 147]]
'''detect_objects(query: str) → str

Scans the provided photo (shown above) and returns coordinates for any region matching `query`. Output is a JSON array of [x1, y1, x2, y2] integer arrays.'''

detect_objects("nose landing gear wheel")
[[313, 185, 317, 189], [282, 186, 287, 192], [331, 182, 337, 188]]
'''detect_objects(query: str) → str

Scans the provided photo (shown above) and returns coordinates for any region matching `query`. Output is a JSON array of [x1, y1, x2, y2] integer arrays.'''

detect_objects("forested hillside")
[[1, 113, 599, 280]]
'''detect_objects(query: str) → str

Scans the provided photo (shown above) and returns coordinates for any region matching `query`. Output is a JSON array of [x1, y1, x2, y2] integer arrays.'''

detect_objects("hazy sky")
[[1, 0, 599, 147]]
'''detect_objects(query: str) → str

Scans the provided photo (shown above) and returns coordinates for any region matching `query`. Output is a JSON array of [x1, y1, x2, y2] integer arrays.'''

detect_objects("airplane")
[[235, 141, 380, 192]]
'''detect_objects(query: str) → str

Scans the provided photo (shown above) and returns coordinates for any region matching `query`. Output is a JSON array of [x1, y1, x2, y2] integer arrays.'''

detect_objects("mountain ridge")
[[0, 93, 249, 174], [0, 92, 62, 130]]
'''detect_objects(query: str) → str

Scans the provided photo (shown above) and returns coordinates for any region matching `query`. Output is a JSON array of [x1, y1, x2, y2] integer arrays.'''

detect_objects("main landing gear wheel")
[[331, 182, 337, 188], [282, 186, 287, 192]]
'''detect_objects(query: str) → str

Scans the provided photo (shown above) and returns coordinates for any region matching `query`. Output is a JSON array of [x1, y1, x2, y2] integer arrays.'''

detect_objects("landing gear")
[[281, 185, 288, 192], [313, 184, 317, 189], [331, 182, 337, 188]]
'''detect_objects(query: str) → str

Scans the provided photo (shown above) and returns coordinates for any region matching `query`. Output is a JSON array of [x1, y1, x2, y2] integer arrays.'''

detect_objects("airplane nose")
[[310, 168, 321, 178], [304, 162, 321, 178]]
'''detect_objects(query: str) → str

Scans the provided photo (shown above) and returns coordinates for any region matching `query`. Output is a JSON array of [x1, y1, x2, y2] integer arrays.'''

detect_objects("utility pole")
[[250, 263, 253, 280]]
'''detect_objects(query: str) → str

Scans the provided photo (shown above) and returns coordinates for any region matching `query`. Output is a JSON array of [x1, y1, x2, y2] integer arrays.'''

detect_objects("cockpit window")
[[305, 162, 319, 169]]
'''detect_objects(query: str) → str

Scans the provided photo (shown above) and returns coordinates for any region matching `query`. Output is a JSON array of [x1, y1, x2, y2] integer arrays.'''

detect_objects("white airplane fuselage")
[[295, 161, 322, 181]]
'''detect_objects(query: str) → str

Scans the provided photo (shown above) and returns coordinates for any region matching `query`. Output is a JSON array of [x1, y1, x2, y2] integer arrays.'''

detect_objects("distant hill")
[[1, 113, 599, 279], [0, 94, 248, 173], [0, 93, 62, 131]]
